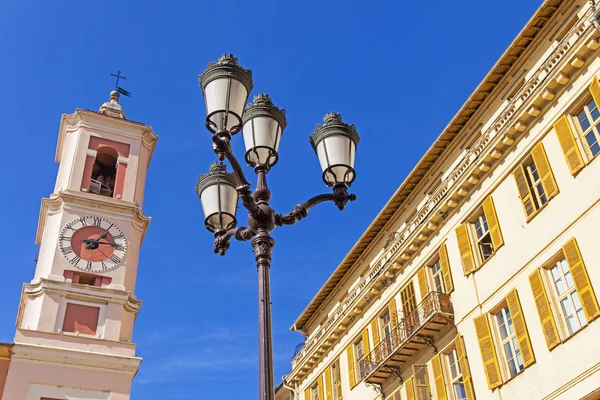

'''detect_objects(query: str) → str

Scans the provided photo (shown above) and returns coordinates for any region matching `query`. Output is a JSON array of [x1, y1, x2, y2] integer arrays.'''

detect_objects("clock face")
[[59, 216, 127, 273]]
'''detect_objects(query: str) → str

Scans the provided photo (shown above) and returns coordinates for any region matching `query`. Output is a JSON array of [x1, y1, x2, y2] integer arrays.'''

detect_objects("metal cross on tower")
[[110, 70, 127, 89]]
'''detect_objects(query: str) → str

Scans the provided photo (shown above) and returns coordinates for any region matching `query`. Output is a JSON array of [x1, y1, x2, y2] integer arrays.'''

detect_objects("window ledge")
[[525, 200, 550, 223]]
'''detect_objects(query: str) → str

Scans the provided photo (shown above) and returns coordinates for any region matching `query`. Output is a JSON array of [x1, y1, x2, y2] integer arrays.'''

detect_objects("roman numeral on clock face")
[[70, 256, 81, 266], [110, 255, 122, 264], [93, 217, 102, 227]]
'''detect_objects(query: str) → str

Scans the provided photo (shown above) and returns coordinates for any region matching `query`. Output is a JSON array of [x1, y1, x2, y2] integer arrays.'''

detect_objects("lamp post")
[[196, 54, 360, 400]]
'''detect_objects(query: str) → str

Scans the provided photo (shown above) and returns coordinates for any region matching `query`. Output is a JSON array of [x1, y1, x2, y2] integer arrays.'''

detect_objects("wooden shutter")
[[418, 267, 430, 298], [473, 314, 502, 389], [389, 298, 399, 327], [455, 334, 475, 400], [506, 289, 535, 368], [513, 164, 536, 217], [590, 76, 600, 117], [563, 238, 600, 321], [432, 354, 447, 400], [482, 195, 504, 250], [304, 389, 310, 400], [370, 317, 380, 348], [318, 375, 324, 400], [529, 269, 560, 350], [346, 344, 356, 389], [324, 367, 332, 400], [554, 115, 585, 175], [531, 142, 559, 199], [456, 224, 476, 274], [439, 244, 454, 293], [405, 376, 415, 400], [362, 328, 370, 355]]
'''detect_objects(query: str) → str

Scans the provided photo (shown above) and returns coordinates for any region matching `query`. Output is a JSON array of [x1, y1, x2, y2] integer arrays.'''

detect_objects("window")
[[493, 305, 523, 378], [524, 157, 547, 208], [529, 238, 600, 350], [311, 384, 319, 400], [549, 258, 587, 336], [446, 349, 467, 400], [473, 210, 494, 262], [474, 290, 534, 389], [355, 338, 366, 380], [456, 196, 503, 275], [512, 142, 558, 219], [430, 259, 446, 293], [413, 365, 431, 400], [574, 98, 600, 157], [331, 359, 343, 400]]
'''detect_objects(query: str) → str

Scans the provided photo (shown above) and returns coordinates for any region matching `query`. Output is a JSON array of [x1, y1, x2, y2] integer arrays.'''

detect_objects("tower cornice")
[[55, 109, 158, 165], [35, 190, 151, 245]]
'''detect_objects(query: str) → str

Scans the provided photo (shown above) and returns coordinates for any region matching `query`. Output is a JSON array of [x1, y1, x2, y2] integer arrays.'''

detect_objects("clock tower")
[[2, 91, 157, 400]]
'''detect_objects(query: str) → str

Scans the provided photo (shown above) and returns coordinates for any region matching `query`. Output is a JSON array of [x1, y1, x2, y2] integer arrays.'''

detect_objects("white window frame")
[[55, 298, 107, 339], [493, 305, 523, 378], [547, 257, 587, 337], [573, 97, 600, 158], [444, 347, 467, 400], [430, 258, 446, 294], [524, 157, 547, 209], [471, 210, 494, 263]]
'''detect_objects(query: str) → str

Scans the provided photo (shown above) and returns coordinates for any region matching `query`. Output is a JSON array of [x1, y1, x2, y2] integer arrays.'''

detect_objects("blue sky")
[[0, 1, 541, 398]]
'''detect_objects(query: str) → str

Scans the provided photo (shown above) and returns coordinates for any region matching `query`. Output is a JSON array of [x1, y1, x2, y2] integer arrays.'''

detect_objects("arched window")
[[89, 146, 118, 197]]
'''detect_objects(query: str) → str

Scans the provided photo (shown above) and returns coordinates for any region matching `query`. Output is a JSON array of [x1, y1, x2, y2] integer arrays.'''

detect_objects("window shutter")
[[554, 115, 585, 175], [531, 142, 559, 199], [590, 76, 600, 116], [304, 389, 310, 400], [418, 267, 430, 298], [324, 367, 332, 400], [438, 244, 454, 293], [405, 376, 415, 400], [362, 328, 370, 355], [432, 354, 447, 400], [370, 317, 380, 349], [512, 164, 536, 217], [482, 195, 504, 250], [389, 298, 399, 328], [456, 224, 476, 275], [318, 374, 324, 400], [505, 289, 535, 368], [346, 344, 356, 389], [563, 238, 600, 321], [455, 334, 475, 400], [528, 269, 560, 350], [473, 314, 502, 389]]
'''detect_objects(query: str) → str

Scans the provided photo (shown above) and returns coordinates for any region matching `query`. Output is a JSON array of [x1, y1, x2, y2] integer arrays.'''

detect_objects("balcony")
[[358, 291, 454, 385]]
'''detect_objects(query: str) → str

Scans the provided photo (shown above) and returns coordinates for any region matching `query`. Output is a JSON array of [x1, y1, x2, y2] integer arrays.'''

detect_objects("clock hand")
[[98, 230, 110, 240], [95, 240, 119, 247]]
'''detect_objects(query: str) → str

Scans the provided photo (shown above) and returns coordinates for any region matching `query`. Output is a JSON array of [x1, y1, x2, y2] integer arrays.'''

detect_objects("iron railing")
[[357, 291, 454, 379]]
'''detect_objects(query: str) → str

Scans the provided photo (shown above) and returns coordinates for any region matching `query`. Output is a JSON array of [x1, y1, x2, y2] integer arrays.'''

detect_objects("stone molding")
[[289, 6, 599, 383], [35, 190, 151, 245]]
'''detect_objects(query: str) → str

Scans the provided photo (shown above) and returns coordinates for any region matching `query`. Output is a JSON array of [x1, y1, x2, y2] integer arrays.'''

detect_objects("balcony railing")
[[357, 291, 454, 384]]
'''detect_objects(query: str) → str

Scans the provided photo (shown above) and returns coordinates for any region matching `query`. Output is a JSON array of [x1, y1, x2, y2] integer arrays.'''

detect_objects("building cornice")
[[292, 0, 565, 334], [288, 2, 600, 384], [35, 190, 151, 245]]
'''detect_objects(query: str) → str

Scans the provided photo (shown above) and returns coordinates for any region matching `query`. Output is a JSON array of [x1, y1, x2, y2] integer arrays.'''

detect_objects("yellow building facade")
[[282, 1, 600, 399]]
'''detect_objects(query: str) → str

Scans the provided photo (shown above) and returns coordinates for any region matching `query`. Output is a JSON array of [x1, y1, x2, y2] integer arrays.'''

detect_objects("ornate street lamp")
[[196, 54, 360, 400]]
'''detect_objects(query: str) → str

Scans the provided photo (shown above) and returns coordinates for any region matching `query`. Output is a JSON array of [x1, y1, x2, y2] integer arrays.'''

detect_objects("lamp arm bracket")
[[274, 184, 356, 227], [214, 227, 256, 255], [212, 132, 260, 218]]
